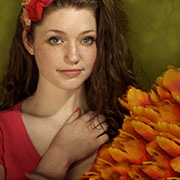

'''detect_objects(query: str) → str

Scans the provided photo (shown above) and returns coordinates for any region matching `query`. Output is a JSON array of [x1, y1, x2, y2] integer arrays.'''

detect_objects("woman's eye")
[[81, 37, 95, 45], [49, 37, 63, 45]]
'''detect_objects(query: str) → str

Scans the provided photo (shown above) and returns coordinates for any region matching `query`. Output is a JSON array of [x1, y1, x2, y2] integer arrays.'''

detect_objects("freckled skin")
[[31, 8, 97, 91]]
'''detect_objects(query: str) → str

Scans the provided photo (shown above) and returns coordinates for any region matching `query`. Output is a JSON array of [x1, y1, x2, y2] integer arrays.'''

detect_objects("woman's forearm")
[[26, 146, 71, 180]]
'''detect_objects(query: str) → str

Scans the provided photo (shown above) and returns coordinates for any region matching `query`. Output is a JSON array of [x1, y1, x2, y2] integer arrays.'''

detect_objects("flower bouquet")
[[80, 66, 180, 180]]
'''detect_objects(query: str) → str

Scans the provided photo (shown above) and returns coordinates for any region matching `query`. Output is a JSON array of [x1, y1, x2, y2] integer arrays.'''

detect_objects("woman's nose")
[[64, 43, 80, 65]]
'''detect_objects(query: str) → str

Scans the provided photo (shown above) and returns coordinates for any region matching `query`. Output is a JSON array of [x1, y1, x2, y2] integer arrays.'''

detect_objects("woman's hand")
[[52, 109, 109, 164], [25, 109, 109, 180]]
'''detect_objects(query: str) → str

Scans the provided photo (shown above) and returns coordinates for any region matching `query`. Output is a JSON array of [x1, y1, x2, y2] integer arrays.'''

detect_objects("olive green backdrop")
[[0, 0, 180, 89]]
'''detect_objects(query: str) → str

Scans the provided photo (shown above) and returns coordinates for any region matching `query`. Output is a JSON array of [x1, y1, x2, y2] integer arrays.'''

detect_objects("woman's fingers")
[[87, 114, 107, 132], [81, 111, 97, 122], [96, 133, 109, 145]]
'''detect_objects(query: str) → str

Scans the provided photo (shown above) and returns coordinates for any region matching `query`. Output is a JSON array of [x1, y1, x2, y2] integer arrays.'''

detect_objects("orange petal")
[[118, 129, 136, 141], [149, 89, 160, 104], [111, 161, 131, 176], [79, 171, 101, 179], [95, 158, 113, 169], [127, 87, 152, 107], [156, 74, 164, 87], [109, 143, 147, 165], [131, 120, 157, 141], [124, 140, 147, 164], [131, 106, 162, 123], [128, 165, 150, 180], [90, 144, 116, 173], [121, 119, 142, 140], [163, 67, 180, 94], [170, 156, 180, 173], [158, 100, 180, 123], [97, 144, 115, 164], [134, 116, 155, 126], [152, 86, 172, 101], [118, 96, 129, 110], [142, 161, 169, 179], [146, 140, 172, 172], [159, 132, 180, 145], [109, 147, 134, 164], [100, 165, 130, 179], [172, 92, 180, 104], [155, 121, 180, 139], [111, 134, 148, 164], [119, 177, 131, 180], [146, 140, 165, 157], [100, 167, 115, 179], [156, 136, 180, 157], [112, 138, 126, 150], [167, 178, 180, 180]]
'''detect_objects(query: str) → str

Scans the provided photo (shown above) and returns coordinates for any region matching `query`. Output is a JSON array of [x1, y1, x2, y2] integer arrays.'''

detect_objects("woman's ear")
[[22, 30, 34, 55]]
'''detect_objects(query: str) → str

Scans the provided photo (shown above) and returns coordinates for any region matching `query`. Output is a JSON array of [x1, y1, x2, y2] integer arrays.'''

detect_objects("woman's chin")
[[58, 81, 85, 91]]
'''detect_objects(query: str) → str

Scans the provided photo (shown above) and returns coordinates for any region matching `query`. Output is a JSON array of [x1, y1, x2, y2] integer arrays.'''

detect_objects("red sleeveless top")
[[0, 100, 42, 179], [0, 101, 73, 180]]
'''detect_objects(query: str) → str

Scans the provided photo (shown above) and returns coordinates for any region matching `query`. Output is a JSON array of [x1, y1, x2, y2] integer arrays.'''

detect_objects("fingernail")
[[75, 107, 80, 112]]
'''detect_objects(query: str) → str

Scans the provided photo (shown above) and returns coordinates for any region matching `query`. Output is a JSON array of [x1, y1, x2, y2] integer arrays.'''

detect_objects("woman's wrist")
[[25, 172, 54, 180], [32, 146, 71, 179]]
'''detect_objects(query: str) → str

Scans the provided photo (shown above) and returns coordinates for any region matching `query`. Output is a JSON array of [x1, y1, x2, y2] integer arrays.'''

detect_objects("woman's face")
[[25, 7, 97, 91]]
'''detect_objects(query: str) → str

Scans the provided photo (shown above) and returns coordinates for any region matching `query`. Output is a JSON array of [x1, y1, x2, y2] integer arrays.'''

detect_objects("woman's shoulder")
[[0, 109, 14, 119], [0, 100, 23, 125], [0, 110, 16, 126]]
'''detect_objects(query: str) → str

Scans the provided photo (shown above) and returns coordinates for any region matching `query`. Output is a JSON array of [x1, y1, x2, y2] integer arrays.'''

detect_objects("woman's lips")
[[57, 69, 83, 77]]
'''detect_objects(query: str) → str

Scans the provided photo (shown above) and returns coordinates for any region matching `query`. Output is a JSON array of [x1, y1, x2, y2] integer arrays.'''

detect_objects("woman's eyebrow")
[[45, 29, 96, 35], [45, 29, 65, 34], [80, 30, 96, 35]]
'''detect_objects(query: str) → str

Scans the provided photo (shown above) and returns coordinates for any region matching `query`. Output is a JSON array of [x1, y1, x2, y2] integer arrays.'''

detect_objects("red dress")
[[0, 101, 72, 179]]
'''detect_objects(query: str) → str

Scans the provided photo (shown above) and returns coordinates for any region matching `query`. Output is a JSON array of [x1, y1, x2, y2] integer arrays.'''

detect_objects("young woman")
[[0, 0, 137, 179]]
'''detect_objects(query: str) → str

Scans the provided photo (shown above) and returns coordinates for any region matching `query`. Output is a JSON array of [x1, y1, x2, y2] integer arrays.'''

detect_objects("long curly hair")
[[0, 0, 137, 139]]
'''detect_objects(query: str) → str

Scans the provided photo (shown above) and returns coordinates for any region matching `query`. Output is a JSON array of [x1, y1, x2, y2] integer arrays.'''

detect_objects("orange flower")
[[80, 66, 180, 180]]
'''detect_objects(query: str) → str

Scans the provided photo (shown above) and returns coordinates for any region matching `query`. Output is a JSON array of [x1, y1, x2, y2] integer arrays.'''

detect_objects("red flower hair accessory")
[[21, 0, 53, 30]]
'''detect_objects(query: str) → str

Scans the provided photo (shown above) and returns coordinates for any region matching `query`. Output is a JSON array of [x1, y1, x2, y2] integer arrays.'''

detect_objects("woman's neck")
[[22, 82, 89, 120]]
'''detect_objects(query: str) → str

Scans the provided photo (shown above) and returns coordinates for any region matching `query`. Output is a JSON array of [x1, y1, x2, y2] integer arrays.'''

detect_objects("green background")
[[0, 0, 180, 89]]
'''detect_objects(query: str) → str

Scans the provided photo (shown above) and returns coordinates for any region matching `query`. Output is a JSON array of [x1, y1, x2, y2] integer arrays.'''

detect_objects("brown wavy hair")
[[0, 0, 137, 139]]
